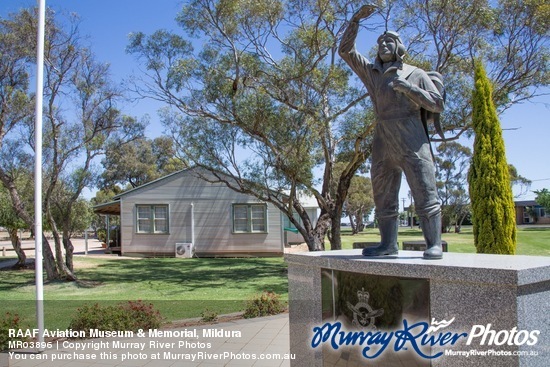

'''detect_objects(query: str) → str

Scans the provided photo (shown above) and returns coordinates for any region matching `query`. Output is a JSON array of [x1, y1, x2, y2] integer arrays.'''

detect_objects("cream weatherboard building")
[[94, 167, 317, 257]]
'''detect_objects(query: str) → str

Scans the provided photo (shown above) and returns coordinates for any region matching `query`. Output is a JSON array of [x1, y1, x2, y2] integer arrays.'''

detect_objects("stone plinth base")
[[402, 240, 448, 252], [285, 250, 550, 367], [352, 241, 449, 252]]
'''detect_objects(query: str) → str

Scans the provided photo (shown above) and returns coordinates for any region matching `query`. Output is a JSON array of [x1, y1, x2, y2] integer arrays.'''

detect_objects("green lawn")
[[1, 225, 548, 329], [338, 225, 550, 256], [0, 257, 288, 329]]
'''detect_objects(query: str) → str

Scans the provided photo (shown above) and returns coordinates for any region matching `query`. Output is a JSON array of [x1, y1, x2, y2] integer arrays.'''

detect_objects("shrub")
[[243, 291, 286, 319], [1, 312, 27, 351], [124, 300, 164, 330], [468, 61, 516, 254], [96, 228, 106, 243], [200, 308, 218, 323], [68, 300, 163, 338]]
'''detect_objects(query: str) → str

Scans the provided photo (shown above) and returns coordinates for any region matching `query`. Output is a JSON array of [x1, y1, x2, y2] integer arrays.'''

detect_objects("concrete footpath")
[[1, 314, 291, 367]]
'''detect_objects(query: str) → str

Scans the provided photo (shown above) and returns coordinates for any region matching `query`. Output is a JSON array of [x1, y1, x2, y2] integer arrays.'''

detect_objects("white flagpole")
[[34, 0, 46, 349]]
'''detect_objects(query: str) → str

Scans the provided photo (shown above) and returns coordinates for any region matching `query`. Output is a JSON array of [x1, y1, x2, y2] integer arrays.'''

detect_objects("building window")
[[233, 204, 267, 233], [136, 205, 169, 234]]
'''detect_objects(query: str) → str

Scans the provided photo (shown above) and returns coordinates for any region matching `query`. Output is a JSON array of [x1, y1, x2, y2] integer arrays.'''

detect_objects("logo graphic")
[[427, 317, 455, 333], [313, 289, 540, 360], [346, 288, 384, 328]]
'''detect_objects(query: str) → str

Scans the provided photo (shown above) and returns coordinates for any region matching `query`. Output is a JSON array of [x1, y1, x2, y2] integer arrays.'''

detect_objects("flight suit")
[[339, 21, 444, 258]]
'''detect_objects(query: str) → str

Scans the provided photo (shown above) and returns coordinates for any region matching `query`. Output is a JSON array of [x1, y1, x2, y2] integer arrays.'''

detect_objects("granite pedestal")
[[352, 241, 449, 252], [402, 240, 448, 252], [285, 250, 550, 367]]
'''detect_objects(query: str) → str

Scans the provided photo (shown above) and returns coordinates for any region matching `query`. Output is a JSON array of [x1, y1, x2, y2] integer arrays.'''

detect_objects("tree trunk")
[[7, 228, 26, 267], [455, 213, 468, 233], [306, 229, 327, 251], [51, 225, 65, 274], [63, 235, 74, 272], [348, 213, 359, 235], [52, 232, 77, 281], [356, 209, 365, 232], [303, 214, 330, 251], [329, 216, 342, 250], [46, 210, 77, 281], [41, 234, 59, 280]]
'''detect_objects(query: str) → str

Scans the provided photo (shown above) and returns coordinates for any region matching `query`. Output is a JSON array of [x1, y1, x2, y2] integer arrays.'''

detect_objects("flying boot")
[[420, 213, 443, 259], [362, 218, 399, 256]]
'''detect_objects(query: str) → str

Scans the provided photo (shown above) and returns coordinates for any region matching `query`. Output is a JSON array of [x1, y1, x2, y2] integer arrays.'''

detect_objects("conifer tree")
[[468, 62, 517, 254]]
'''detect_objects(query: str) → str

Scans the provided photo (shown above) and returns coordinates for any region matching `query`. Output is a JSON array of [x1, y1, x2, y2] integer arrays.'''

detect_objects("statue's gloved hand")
[[351, 4, 378, 22], [390, 77, 412, 94]]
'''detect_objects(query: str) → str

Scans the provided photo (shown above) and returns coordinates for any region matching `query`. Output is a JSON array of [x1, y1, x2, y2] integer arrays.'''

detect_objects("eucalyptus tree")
[[344, 175, 374, 235], [128, 0, 372, 250], [0, 8, 143, 280], [0, 8, 60, 278], [101, 136, 186, 189], [37, 13, 143, 278]]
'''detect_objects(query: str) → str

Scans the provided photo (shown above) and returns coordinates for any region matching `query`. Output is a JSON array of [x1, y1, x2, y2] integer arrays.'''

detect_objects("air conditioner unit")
[[175, 243, 194, 258]]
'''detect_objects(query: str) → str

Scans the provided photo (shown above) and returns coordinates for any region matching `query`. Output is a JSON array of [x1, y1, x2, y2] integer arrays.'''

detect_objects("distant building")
[[94, 167, 316, 257], [514, 201, 550, 225]]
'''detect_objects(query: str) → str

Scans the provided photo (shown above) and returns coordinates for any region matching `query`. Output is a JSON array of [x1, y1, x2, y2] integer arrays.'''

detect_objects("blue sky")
[[1, 0, 549, 203]]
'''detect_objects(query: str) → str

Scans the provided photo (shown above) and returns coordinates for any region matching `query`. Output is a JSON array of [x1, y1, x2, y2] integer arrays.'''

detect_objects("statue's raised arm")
[[338, 5, 377, 63]]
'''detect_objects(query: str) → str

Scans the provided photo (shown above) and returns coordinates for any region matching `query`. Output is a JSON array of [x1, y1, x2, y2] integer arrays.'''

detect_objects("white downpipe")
[[191, 203, 195, 249], [34, 0, 46, 350]]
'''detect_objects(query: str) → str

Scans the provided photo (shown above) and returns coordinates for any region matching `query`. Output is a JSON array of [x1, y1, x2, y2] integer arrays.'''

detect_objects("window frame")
[[135, 204, 169, 234], [232, 203, 268, 234]]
